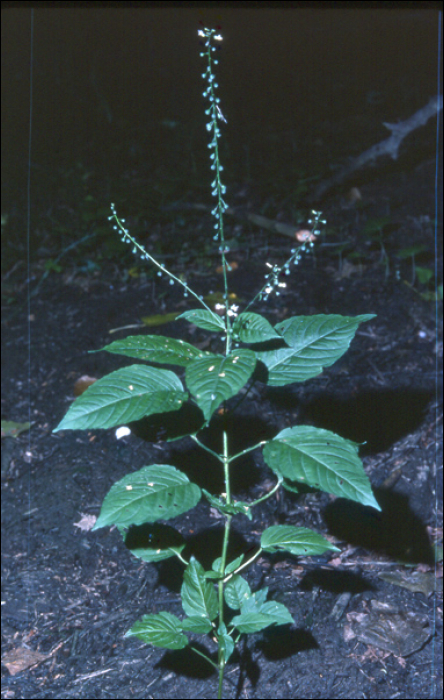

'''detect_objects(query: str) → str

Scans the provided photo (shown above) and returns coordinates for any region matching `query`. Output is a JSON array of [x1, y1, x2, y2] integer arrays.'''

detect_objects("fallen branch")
[[309, 95, 443, 202]]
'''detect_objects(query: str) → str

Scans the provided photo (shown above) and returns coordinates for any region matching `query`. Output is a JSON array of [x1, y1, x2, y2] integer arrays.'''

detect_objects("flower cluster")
[[198, 28, 229, 246], [108, 30, 325, 334], [108, 203, 213, 312], [245, 211, 326, 308]]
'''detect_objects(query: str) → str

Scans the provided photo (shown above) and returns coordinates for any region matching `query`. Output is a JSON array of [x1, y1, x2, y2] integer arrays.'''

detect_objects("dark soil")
[[2, 12, 443, 700]]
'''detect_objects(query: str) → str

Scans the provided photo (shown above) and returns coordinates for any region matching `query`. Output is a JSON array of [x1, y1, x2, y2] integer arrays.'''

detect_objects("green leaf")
[[415, 267, 433, 284], [92, 464, 201, 529], [125, 611, 188, 650], [242, 587, 268, 612], [256, 314, 376, 386], [217, 622, 235, 664], [225, 554, 245, 575], [225, 575, 252, 610], [230, 611, 278, 634], [181, 557, 218, 622], [230, 586, 294, 633], [124, 523, 186, 563], [205, 558, 225, 579], [178, 309, 226, 332], [263, 426, 381, 510], [259, 600, 294, 626], [186, 350, 256, 420], [261, 525, 340, 556], [361, 217, 390, 235], [281, 480, 300, 494], [232, 313, 281, 343], [202, 489, 252, 519], [397, 244, 428, 259], [95, 335, 214, 367], [53, 365, 187, 431], [182, 616, 213, 634]]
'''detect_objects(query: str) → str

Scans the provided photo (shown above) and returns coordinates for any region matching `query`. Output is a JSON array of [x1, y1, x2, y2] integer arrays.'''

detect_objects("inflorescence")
[[245, 210, 326, 310], [108, 26, 325, 328]]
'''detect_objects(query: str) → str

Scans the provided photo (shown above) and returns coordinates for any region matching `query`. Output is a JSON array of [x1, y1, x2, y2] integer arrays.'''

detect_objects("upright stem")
[[217, 428, 232, 699]]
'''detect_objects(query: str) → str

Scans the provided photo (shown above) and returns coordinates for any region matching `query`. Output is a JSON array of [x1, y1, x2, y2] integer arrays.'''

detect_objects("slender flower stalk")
[[198, 27, 232, 354], [108, 204, 214, 315]]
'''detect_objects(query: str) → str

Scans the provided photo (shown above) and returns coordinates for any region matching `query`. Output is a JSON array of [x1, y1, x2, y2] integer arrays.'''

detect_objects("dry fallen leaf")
[[74, 513, 97, 532], [2, 646, 48, 676], [379, 569, 443, 597], [344, 600, 431, 657], [73, 375, 98, 396]]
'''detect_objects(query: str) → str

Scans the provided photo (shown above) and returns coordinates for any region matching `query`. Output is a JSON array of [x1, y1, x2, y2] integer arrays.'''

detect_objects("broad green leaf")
[[92, 464, 201, 529], [124, 523, 186, 563], [256, 314, 376, 386], [261, 525, 340, 556], [125, 611, 187, 649], [210, 555, 246, 577], [225, 575, 252, 610], [94, 335, 214, 367], [241, 587, 268, 613], [181, 558, 218, 621], [263, 426, 381, 510], [230, 611, 278, 634], [53, 365, 187, 431], [217, 623, 235, 663], [230, 587, 294, 633], [186, 350, 256, 420], [178, 309, 226, 332], [232, 313, 281, 343], [259, 600, 294, 626], [182, 616, 213, 634]]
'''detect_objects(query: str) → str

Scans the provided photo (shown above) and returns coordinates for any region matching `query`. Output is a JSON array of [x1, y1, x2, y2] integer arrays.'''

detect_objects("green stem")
[[190, 645, 219, 671], [248, 477, 283, 506], [190, 434, 223, 461], [223, 547, 262, 583], [227, 440, 268, 463], [216, 429, 232, 698]]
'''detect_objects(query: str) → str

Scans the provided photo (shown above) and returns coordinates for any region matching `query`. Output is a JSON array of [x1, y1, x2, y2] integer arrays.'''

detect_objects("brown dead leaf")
[[379, 570, 442, 597], [2, 646, 48, 675], [74, 375, 98, 396]]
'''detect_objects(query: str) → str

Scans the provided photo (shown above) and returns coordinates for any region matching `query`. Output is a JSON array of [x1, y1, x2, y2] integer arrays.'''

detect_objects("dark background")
[[1, 6, 441, 208], [1, 8, 442, 699]]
